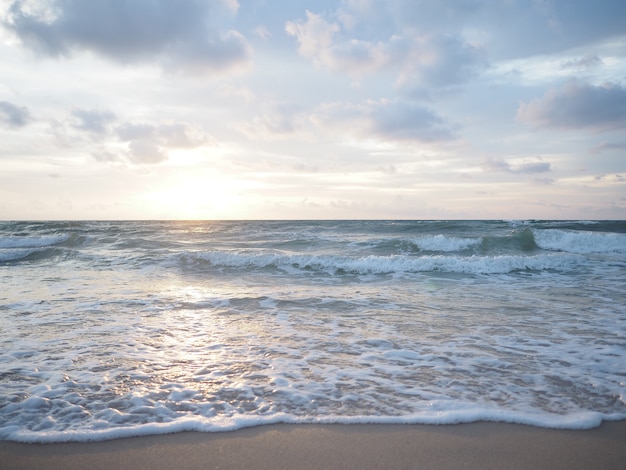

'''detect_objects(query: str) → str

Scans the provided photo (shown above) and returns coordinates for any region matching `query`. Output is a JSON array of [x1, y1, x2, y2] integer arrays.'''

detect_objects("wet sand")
[[2, 421, 626, 470]]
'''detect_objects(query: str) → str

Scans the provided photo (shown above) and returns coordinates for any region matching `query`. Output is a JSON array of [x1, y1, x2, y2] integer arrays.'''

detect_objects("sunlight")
[[142, 175, 246, 219]]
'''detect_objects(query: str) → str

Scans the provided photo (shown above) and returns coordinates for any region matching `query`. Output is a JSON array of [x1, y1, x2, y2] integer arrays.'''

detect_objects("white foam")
[[181, 250, 582, 275], [1, 407, 623, 443], [533, 229, 626, 254], [2, 220, 625, 444], [413, 234, 482, 252]]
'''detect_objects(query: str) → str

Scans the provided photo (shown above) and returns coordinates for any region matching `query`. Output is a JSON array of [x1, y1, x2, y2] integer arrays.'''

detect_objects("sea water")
[[1, 220, 625, 442]]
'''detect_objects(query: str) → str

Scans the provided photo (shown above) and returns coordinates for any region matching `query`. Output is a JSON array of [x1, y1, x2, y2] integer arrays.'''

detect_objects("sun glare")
[[143, 176, 245, 219]]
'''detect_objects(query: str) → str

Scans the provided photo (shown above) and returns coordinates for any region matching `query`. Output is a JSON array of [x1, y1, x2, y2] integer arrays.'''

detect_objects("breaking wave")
[[178, 250, 582, 275]]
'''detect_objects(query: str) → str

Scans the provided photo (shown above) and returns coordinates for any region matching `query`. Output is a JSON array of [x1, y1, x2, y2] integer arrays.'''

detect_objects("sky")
[[1, 0, 625, 220]]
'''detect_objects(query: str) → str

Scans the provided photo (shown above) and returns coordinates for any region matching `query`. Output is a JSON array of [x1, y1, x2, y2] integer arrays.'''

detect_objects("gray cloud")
[[396, 34, 487, 95], [72, 108, 116, 134], [385, 0, 626, 59], [0, 100, 32, 128], [518, 82, 626, 131], [560, 54, 603, 70], [516, 161, 552, 174], [590, 142, 626, 154], [371, 100, 455, 141], [481, 157, 551, 174], [312, 99, 455, 143], [6, 0, 251, 73]]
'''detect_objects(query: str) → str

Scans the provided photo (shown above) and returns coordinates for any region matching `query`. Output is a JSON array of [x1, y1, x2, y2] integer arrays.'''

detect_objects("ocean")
[[1, 220, 625, 443]]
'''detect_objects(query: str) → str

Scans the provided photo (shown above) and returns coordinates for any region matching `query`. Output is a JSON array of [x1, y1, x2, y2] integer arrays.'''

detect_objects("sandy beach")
[[2, 421, 626, 470]]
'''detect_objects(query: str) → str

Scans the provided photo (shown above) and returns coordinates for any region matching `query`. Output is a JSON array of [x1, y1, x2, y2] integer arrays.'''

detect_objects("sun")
[[141, 174, 246, 220]]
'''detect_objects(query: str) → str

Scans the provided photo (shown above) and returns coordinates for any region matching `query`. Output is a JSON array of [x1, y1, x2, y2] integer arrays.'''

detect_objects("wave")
[[0, 247, 69, 263], [0, 248, 38, 262], [178, 251, 582, 275], [0, 234, 74, 263], [412, 234, 481, 252], [3, 409, 621, 443], [0, 234, 69, 249], [533, 229, 626, 254]]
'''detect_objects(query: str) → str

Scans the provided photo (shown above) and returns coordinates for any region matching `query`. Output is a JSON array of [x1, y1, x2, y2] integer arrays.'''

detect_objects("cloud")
[[311, 99, 455, 143], [590, 142, 626, 154], [0, 100, 32, 128], [481, 157, 552, 174], [254, 26, 271, 40], [285, 10, 486, 88], [285, 10, 385, 74], [385, 0, 626, 59], [109, 121, 215, 164], [5, 0, 251, 74], [55, 112, 215, 164], [72, 108, 116, 134], [395, 34, 487, 95], [127, 140, 167, 164], [116, 122, 212, 148], [237, 104, 309, 141], [238, 100, 457, 144], [115, 121, 216, 164], [518, 81, 626, 131], [560, 54, 603, 70]]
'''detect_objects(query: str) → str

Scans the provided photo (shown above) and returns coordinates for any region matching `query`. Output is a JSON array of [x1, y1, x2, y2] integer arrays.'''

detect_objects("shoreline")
[[2, 421, 626, 470]]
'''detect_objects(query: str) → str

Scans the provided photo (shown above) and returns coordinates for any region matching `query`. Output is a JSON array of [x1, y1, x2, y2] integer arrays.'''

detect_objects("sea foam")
[[533, 229, 626, 254], [1, 220, 625, 443]]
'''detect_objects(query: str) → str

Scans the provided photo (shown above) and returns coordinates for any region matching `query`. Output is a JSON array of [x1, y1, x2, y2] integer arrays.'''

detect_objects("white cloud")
[[285, 9, 487, 90], [52, 111, 216, 165], [285, 9, 404, 76], [238, 104, 310, 141], [127, 140, 167, 164], [2, 0, 626, 219], [253, 26, 271, 40], [108, 121, 216, 164]]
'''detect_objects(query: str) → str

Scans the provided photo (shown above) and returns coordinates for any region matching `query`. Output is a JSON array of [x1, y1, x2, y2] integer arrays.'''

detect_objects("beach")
[[2, 221, 625, 459], [3, 421, 626, 470]]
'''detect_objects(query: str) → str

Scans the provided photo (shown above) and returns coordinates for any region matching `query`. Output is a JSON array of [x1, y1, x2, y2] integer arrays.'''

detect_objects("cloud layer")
[[0, 0, 625, 219]]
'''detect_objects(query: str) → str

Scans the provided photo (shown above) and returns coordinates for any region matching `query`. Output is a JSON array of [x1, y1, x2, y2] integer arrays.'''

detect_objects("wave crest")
[[178, 251, 581, 275], [533, 229, 626, 254]]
